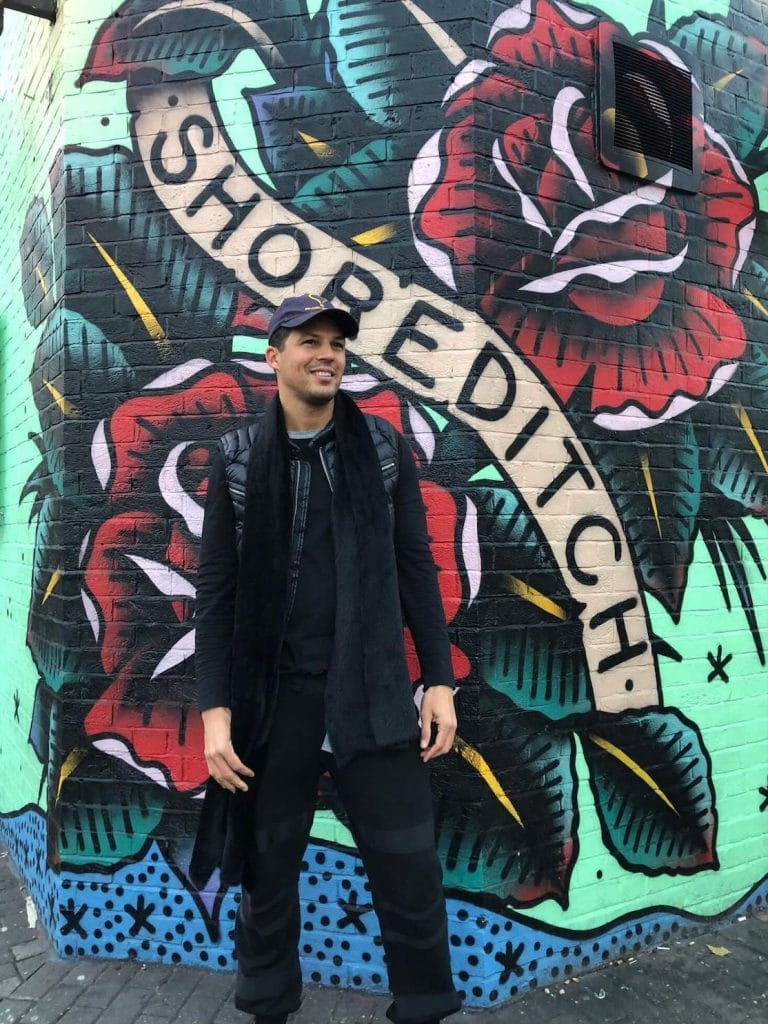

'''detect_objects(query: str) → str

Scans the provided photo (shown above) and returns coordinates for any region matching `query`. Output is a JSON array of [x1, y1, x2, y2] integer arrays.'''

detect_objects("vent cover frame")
[[597, 25, 703, 193]]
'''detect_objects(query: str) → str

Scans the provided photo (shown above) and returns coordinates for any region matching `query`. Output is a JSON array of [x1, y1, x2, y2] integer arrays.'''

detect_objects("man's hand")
[[202, 707, 255, 793], [419, 685, 457, 762]]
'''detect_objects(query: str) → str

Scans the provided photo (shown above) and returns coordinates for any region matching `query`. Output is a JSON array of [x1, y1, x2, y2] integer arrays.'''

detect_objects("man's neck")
[[280, 394, 335, 433]]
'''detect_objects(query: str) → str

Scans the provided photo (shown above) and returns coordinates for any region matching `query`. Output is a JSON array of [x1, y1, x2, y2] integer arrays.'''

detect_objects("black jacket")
[[195, 411, 454, 716]]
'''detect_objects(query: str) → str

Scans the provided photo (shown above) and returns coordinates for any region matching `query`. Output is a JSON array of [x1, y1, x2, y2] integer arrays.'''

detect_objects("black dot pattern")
[[1, 810, 766, 1007]]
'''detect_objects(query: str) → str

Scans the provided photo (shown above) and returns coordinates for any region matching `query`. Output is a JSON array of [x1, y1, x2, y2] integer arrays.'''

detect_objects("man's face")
[[266, 314, 347, 408]]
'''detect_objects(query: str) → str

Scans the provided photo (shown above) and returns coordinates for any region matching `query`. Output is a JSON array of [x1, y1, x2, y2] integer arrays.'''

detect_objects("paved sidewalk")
[[1, 847, 765, 1024]]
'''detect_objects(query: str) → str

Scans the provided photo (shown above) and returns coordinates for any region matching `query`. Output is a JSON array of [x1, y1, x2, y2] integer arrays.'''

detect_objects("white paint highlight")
[[232, 358, 274, 375], [551, 87, 594, 201], [705, 125, 750, 184], [151, 629, 196, 681], [640, 40, 690, 74], [492, 139, 552, 236], [81, 589, 100, 643], [143, 358, 212, 390], [734, 219, 756, 287], [124, 553, 196, 598], [407, 403, 435, 463], [340, 373, 381, 393], [594, 363, 739, 431], [92, 738, 169, 789], [78, 530, 91, 569], [521, 246, 688, 294], [91, 419, 111, 491], [442, 60, 494, 106], [462, 497, 481, 606], [408, 131, 457, 291], [554, 0, 598, 24], [552, 173, 672, 256], [158, 442, 205, 537], [401, 0, 467, 66], [488, 0, 532, 43]]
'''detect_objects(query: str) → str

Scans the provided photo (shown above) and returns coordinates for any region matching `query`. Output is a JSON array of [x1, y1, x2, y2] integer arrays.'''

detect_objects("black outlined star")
[[759, 781, 768, 813], [60, 899, 87, 938], [336, 890, 372, 933], [126, 894, 156, 937], [707, 646, 732, 682], [495, 940, 525, 984]]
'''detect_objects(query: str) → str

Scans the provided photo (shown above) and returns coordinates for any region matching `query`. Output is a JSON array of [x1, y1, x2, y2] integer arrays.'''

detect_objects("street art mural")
[[1, 0, 767, 1007]]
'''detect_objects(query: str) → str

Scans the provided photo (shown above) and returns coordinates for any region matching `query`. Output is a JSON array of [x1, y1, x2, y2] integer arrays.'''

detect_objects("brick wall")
[[1, 0, 766, 1008], [0, 2, 65, 937]]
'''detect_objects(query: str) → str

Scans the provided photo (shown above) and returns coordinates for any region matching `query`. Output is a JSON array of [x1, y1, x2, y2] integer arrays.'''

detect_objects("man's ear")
[[265, 345, 279, 372]]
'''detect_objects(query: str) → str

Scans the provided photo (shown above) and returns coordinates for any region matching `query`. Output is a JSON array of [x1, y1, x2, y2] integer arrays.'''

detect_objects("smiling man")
[[192, 294, 461, 1024]]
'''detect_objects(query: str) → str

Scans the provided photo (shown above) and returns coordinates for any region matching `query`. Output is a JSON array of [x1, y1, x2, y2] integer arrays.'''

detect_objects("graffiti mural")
[[2, 0, 766, 1007]]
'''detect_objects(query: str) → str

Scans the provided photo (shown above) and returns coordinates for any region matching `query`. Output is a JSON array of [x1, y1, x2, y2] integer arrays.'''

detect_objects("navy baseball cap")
[[267, 294, 359, 341]]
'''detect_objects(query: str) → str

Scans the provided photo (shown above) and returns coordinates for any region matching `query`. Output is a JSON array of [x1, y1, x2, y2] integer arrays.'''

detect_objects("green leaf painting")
[[582, 709, 717, 874]]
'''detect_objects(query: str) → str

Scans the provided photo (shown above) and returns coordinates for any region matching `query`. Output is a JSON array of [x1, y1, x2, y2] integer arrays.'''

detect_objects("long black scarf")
[[191, 392, 418, 886]]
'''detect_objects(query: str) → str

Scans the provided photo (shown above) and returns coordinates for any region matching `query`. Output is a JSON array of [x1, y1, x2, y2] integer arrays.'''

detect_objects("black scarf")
[[191, 392, 418, 887]]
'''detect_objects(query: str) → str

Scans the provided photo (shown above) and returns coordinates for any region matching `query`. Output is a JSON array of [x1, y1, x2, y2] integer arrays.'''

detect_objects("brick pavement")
[[1, 847, 765, 1024]]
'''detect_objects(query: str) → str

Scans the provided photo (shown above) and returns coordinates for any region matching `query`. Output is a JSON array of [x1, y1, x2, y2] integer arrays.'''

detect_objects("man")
[[192, 294, 462, 1024]]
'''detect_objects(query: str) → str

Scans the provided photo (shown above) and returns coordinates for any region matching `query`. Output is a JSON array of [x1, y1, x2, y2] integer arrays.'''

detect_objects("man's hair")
[[268, 326, 291, 351]]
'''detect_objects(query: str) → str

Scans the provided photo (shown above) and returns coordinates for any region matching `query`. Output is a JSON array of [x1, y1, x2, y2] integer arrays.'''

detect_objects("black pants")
[[234, 673, 461, 1024]]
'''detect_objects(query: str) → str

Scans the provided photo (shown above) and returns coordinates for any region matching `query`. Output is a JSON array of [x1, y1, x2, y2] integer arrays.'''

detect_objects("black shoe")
[[251, 1015, 288, 1024]]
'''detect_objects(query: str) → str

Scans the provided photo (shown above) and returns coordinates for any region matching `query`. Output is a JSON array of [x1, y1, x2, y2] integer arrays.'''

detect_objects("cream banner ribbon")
[[133, 80, 660, 712]]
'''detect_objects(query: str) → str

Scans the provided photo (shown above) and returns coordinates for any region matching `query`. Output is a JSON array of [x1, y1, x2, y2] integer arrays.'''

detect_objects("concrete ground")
[[1, 846, 765, 1024]]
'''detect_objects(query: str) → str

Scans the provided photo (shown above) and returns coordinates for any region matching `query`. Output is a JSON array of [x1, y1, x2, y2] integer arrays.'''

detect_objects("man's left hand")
[[419, 685, 457, 762]]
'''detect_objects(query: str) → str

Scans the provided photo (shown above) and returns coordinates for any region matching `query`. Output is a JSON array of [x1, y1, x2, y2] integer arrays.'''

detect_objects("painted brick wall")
[[1, 0, 767, 1009], [0, 3, 66, 937]]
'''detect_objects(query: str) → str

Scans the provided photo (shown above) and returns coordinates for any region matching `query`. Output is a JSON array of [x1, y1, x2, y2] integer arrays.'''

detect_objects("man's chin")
[[304, 390, 337, 408]]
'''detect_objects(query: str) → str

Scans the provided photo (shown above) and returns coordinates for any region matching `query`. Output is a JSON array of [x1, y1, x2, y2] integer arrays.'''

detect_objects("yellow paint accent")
[[351, 224, 397, 246], [734, 402, 768, 476], [505, 576, 567, 621], [42, 379, 78, 418], [298, 132, 335, 159], [42, 567, 63, 605], [640, 452, 662, 538], [744, 288, 768, 320], [35, 266, 49, 298], [453, 736, 524, 829], [713, 70, 742, 91], [587, 733, 678, 816], [88, 233, 169, 355], [57, 748, 88, 801]]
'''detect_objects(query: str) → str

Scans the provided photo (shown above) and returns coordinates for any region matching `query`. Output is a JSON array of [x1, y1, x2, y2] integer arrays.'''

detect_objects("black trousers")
[[234, 673, 461, 1024]]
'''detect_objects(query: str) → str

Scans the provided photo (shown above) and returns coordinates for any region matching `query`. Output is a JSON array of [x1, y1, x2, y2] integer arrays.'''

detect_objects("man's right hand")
[[201, 707, 255, 793]]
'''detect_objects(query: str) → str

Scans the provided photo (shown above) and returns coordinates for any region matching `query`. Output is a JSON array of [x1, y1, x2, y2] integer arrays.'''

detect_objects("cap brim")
[[273, 307, 359, 339]]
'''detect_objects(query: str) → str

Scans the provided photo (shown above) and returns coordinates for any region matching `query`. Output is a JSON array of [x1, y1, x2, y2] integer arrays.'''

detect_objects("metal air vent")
[[598, 27, 702, 192]]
